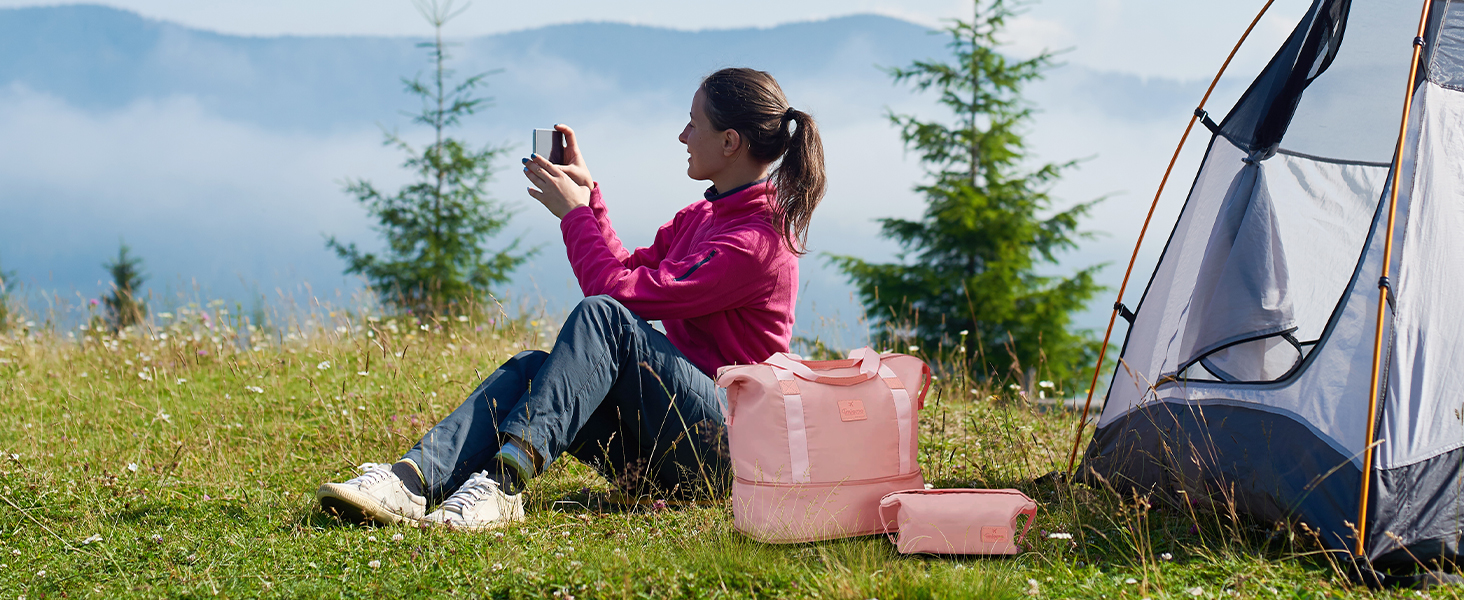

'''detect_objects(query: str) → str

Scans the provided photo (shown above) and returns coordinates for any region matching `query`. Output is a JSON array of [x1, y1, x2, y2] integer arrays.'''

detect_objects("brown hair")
[[700, 67, 826, 255]]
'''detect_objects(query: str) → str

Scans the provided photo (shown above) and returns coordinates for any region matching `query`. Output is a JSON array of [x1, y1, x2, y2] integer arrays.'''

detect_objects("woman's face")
[[678, 88, 737, 181]]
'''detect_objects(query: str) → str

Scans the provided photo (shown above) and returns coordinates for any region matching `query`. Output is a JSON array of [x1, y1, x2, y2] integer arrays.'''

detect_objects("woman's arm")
[[560, 211, 783, 320]]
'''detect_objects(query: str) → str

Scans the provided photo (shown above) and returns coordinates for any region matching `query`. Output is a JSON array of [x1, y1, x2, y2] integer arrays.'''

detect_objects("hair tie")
[[782, 107, 796, 121]]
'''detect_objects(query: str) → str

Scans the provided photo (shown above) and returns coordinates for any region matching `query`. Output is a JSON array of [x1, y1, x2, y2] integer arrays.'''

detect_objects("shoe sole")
[[316, 483, 418, 526]]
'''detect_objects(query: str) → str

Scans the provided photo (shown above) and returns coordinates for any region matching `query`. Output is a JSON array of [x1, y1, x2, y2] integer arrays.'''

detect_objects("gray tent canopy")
[[1081, 0, 1464, 567]]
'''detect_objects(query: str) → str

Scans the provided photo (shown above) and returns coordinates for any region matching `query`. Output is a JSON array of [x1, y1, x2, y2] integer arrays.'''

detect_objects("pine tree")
[[102, 243, 148, 331], [327, 0, 530, 315], [0, 257, 17, 333], [828, 0, 1103, 389]]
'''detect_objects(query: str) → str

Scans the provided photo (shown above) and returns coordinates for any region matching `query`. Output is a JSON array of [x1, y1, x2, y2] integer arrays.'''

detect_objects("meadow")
[[0, 297, 1444, 599]]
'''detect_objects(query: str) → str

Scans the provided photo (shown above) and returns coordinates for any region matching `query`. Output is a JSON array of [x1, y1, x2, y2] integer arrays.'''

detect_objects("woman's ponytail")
[[700, 68, 827, 255]]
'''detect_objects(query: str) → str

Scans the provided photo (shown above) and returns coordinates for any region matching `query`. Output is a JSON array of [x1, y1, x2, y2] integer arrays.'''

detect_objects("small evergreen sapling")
[[103, 242, 148, 331], [828, 0, 1104, 389], [327, 0, 530, 315]]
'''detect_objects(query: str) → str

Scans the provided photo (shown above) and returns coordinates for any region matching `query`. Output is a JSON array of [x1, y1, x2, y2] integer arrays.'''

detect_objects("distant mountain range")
[[0, 5, 1226, 338]]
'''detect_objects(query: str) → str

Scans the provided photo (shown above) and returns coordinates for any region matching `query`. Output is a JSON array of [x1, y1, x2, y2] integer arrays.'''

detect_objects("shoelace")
[[345, 462, 393, 488], [440, 471, 499, 514]]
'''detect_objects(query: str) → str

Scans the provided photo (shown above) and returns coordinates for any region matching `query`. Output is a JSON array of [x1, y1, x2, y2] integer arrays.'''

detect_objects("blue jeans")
[[402, 296, 730, 501]]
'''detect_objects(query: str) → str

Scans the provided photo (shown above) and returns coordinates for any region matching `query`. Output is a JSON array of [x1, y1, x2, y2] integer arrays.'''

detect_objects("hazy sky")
[[0, 0, 1310, 80]]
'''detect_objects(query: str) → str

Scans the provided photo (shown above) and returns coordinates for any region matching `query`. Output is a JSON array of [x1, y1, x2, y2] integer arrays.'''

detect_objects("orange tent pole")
[[1355, 0, 1433, 559], [1065, 0, 1276, 475]]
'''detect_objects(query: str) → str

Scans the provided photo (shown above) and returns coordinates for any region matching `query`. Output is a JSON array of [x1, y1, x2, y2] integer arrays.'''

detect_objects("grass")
[[0, 300, 1451, 598]]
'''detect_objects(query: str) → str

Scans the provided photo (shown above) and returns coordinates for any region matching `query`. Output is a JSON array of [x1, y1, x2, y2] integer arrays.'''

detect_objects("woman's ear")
[[721, 128, 742, 158]]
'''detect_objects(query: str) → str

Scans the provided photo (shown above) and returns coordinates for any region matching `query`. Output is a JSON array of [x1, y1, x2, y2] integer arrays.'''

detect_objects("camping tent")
[[1078, 0, 1464, 567]]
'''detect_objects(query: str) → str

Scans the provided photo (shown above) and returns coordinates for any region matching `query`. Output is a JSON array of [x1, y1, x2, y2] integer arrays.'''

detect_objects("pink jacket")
[[559, 180, 798, 375]]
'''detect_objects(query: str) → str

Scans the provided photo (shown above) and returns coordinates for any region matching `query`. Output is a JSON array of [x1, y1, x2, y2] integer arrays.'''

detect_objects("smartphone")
[[532, 128, 566, 165]]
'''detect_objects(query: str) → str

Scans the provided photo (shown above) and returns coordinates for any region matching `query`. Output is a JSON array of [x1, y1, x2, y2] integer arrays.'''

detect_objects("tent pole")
[[1065, 0, 1276, 475], [1356, 0, 1433, 560]]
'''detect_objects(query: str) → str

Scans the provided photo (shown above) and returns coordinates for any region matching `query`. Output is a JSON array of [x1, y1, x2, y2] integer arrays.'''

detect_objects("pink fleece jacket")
[[559, 179, 798, 375]]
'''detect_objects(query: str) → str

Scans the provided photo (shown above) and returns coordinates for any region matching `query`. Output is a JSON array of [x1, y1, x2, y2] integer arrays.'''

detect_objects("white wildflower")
[[907, 345, 919, 352], [127, 463, 138, 472], [1039, 380, 1055, 388], [1047, 532, 1072, 539], [175, 378, 186, 385], [316, 361, 331, 371], [492, 562, 504, 571], [357, 371, 369, 376], [81, 534, 102, 545], [138, 371, 152, 381], [1160, 552, 1173, 561], [1009, 383, 1021, 390], [391, 533, 404, 542], [368, 560, 381, 569], [958, 329, 969, 335], [357, 406, 365, 411], [36, 569, 45, 576], [1187, 587, 1203, 597], [246, 386, 264, 394], [456, 315, 469, 322], [1026, 578, 1040, 596], [367, 536, 377, 542], [1125, 578, 1138, 584]]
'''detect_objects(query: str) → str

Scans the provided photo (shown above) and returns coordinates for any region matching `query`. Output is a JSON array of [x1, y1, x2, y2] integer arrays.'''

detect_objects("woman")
[[317, 67, 825, 529]]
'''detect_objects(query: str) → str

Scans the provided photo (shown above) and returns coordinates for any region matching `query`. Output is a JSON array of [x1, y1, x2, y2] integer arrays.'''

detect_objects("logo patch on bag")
[[837, 400, 867, 422], [981, 526, 1010, 543]]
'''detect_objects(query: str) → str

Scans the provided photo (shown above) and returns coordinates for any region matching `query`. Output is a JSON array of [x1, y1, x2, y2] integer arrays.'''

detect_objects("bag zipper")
[[734, 469, 922, 488]]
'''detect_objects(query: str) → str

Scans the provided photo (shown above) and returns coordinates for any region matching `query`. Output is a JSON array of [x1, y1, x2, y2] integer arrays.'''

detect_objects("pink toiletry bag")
[[878, 489, 1038, 555], [716, 348, 931, 543]]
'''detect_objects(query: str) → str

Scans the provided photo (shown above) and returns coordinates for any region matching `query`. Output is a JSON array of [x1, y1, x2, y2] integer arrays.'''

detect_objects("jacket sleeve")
[[560, 206, 781, 321], [582, 185, 670, 270]]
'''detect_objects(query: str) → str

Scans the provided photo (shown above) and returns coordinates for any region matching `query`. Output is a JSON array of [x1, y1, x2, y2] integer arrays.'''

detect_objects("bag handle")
[[1013, 500, 1038, 546], [878, 495, 903, 545], [765, 350, 880, 386], [915, 361, 933, 410]]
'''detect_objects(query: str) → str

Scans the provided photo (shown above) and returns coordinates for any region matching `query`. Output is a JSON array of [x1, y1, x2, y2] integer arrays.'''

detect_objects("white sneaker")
[[316, 463, 426, 525], [422, 471, 525, 531]]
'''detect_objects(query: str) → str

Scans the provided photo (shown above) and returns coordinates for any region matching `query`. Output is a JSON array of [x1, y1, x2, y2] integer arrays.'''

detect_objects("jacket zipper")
[[675, 250, 717, 281]]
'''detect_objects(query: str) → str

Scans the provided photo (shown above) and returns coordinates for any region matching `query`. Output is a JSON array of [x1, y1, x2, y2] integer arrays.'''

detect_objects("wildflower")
[[367, 536, 377, 542], [1160, 552, 1173, 561], [138, 371, 152, 381], [1026, 579, 1040, 596], [151, 535, 163, 544], [653, 499, 668, 511], [197, 350, 208, 356], [90, 298, 99, 306], [1187, 587, 1203, 597], [1009, 383, 1021, 390], [457, 315, 469, 322], [246, 386, 264, 394], [157, 411, 172, 424], [81, 534, 102, 545], [1047, 532, 1072, 539], [368, 560, 381, 569], [175, 378, 187, 385], [1039, 380, 1055, 389], [907, 345, 920, 352], [127, 463, 138, 472], [317, 361, 331, 371], [958, 329, 969, 335], [391, 533, 404, 542], [357, 371, 369, 376], [7, 454, 18, 461], [10, 549, 19, 555], [492, 562, 504, 571], [357, 406, 366, 411], [1125, 578, 1138, 584]]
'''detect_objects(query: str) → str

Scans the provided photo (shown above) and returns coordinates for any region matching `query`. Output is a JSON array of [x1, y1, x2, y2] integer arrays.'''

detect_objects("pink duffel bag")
[[716, 348, 931, 543], [878, 489, 1038, 555]]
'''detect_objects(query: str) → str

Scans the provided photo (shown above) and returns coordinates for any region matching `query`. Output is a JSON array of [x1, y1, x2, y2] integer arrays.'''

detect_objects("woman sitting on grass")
[[317, 67, 826, 529]]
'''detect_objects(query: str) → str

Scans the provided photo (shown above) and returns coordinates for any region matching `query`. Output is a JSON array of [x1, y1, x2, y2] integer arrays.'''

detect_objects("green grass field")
[[0, 303, 1446, 598]]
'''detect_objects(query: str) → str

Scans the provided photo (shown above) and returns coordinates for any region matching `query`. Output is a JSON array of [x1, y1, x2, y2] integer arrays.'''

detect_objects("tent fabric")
[[1083, 0, 1464, 565]]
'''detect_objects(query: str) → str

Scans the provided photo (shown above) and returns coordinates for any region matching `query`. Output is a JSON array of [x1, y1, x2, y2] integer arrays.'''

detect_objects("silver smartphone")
[[532, 128, 566, 165]]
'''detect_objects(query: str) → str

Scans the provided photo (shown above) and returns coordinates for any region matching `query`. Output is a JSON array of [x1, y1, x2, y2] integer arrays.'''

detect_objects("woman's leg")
[[495, 295, 729, 493], [400, 350, 548, 502]]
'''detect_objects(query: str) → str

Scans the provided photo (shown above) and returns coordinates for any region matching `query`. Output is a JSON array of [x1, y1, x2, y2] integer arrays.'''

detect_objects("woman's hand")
[[554, 124, 593, 188], [524, 153, 591, 219]]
